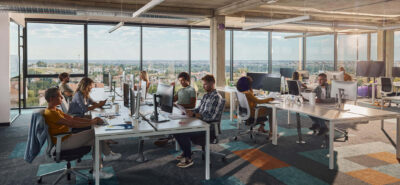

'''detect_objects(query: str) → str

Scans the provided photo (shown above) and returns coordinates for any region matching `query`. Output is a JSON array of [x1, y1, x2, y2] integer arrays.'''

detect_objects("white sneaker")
[[93, 170, 114, 179], [103, 152, 122, 162]]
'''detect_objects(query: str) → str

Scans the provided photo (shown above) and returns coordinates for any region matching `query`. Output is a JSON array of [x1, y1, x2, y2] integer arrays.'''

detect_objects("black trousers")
[[173, 131, 205, 158]]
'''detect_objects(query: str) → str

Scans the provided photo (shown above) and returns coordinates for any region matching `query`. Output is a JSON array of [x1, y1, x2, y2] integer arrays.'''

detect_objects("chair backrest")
[[380, 77, 392, 93], [60, 97, 69, 113], [235, 91, 251, 121]]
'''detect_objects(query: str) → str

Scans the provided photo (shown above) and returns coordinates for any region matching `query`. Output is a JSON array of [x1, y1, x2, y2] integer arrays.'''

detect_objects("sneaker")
[[103, 152, 122, 162], [317, 127, 329, 136], [309, 123, 320, 131], [176, 158, 194, 168], [175, 153, 184, 161], [154, 138, 170, 147], [93, 171, 114, 179]]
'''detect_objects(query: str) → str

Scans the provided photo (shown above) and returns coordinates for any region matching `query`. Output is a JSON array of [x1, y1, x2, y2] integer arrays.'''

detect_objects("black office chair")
[[35, 110, 92, 185], [191, 100, 227, 162], [379, 77, 397, 107]]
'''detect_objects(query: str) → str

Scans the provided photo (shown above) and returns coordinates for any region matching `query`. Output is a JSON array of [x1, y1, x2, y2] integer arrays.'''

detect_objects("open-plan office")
[[1, 0, 400, 185]]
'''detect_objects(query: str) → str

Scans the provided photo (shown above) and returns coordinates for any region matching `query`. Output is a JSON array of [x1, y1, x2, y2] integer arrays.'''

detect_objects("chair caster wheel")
[[37, 177, 42, 183]]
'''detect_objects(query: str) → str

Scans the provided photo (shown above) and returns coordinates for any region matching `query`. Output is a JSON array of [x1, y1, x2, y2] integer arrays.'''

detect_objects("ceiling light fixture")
[[284, 32, 332, 39], [132, 0, 165, 18], [266, 0, 279, 4], [243, 15, 310, 30], [109, 22, 124, 33]]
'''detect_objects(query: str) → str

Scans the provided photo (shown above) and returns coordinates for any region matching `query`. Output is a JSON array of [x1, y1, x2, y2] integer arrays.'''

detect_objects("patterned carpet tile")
[[219, 141, 254, 152], [266, 166, 328, 185], [373, 164, 400, 179], [202, 176, 244, 185], [345, 155, 391, 168], [346, 168, 400, 185], [77, 166, 118, 185], [233, 148, 289, 170], [367, 152, 400, 164]]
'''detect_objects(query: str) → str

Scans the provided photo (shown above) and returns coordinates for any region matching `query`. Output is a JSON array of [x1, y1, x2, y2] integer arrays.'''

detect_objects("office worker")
[[134, 71, 151, 94], [68, 77, 106, 117], [173, 74, 225, 168], [309, 73, 336, 135], [292, 71, 307, 89], [43, 87, 121, 179], [59, 72, 73, 102], [236, 76, 274, 136], [339, 66, 352, 81], [154, 72, 196, 147]]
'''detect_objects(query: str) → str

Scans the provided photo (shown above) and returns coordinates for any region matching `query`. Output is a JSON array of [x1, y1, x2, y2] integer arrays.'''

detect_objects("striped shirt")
[[194, 89, 225, 123]]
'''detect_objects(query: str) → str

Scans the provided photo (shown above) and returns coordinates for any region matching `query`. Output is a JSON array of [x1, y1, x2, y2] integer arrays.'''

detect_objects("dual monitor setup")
[[122, 77, 174, 123]]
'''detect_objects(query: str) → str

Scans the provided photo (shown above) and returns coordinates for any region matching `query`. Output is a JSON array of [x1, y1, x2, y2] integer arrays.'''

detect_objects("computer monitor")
[[280, 68, 295, 78], [156, 83, 175, 113], [129, 87, 135, 116], [123, 83, 129, 107], [393, 67, 400, 77], [327, 71, 344, 82], [263, 76, 281, 92], [130, 74, 135, 90], [296, 70, 309, 80], [356, 61, 370, 77], [103, 73, 109, 87], [330, 80, 357, 101], [247, 72, 269, 90], [287, 80, 300, 95], [369, 61, 385, 77]]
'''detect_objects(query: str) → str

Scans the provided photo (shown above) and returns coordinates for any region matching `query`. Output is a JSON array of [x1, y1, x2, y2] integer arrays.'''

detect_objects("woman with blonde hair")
[[135, 71, 151, 94], [68, 77, 106, 117]]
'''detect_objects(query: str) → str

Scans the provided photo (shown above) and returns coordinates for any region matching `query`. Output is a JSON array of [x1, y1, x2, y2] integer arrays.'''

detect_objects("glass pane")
[[191, 29, 210, 98], [233, 30, 268, 80], [306, 35, 334, 74], [27, 23, 84, 75], [338, 34, 368, 76], [26, 77, 82, 107], [88, 25, 140, 87], [142, 27, 189, 94], [10, 22, 19, 120], [225, 30, 231, 84], [395, 31, 400, 67], [272, 32, 301, 74], [371, 33, 377, 61]]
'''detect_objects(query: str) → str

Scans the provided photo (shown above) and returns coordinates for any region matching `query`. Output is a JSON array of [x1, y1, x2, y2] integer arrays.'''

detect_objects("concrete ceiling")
[[2, 0, 400, 33]]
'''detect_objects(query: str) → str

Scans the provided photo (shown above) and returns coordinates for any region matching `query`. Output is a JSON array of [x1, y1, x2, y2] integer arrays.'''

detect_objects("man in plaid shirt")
[[174, 74, 225, 168]]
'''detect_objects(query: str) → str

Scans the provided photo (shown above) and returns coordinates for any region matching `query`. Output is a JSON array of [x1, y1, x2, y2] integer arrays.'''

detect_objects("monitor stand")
[[149, 94, 169, 123]]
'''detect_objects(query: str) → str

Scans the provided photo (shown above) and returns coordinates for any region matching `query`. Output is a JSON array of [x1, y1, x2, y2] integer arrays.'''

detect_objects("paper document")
[[174, 104, 187, 115], [168, 114, 189, 120]]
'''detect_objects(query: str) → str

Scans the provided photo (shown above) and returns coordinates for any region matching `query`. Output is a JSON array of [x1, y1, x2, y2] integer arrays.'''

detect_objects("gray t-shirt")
[[59, 83, 73, 101], [177, 85, 196, 105]]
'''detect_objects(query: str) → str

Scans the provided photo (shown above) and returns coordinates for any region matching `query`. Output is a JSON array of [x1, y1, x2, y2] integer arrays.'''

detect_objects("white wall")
[[0, 13, 10, 123]]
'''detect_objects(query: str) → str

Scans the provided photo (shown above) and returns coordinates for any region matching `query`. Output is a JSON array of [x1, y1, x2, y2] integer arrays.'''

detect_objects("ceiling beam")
[[216, 0, 270, 16], [243, 15, 310, 30]]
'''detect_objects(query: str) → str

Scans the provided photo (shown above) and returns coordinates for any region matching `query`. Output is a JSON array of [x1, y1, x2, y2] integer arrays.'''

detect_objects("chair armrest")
[[54, 132, 73, 162], [208, 121, 220, 137]]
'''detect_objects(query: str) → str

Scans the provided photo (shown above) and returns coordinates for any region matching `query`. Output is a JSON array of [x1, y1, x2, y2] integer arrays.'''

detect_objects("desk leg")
[[95, 137, 100, 185], [205, 126, 210, 180], [230, 92, 234, 121], [329, 121, 334, 170], [272, 107, 278, 145], [397, 118, 400, 160], [381, 98, 384, 110], [287, 111, 290, 125]]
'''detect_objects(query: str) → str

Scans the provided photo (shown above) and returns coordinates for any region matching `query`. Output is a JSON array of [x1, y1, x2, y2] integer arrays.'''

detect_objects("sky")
[[24, 22, 396, 62]]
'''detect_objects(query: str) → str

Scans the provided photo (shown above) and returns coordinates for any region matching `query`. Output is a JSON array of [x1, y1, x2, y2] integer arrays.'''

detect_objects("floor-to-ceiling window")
[[10, 21, 20, 121], [191, 28, 209, 97], [271, 32, 301, 74], [142, 27, 189, 94], [394, 31, 400, 67], [371, 33, 377, 61], [88, 25, 140, 88], [225, 29, 232, 85], [337, 34, 368, 76], [26, 22, 85, 107], [306, 35, 334, 74], [233, 30, 268, 79]]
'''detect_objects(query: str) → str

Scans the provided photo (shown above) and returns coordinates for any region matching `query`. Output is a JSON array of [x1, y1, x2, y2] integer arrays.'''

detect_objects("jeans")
[[309, 116, 327, 129], [173, 131, 205, 158]]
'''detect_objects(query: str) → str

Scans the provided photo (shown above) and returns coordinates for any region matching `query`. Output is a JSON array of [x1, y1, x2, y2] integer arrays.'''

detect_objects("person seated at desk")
[[68, 77, 106, 117], [236, 76, 274, 135], [309, 73, 336, 135], [154, 72, 196, 147], [59, 72, 73, 102], [173, 74, 224, 168], [292, 71, 307, 90], [339, 67, 352, 81], [43, 87, 121, 179]]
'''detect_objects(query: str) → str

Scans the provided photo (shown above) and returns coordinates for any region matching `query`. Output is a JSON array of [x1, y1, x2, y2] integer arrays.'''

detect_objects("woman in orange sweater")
[[236, 76, 274, 136]]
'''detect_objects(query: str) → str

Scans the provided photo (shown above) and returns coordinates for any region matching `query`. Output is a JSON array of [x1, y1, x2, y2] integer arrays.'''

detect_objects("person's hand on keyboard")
[[91, 117, 105, 125]]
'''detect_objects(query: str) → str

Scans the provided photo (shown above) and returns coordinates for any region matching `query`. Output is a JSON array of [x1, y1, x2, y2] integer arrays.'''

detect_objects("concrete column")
[[210, 16, 225, 87], [0, 13, 10, 124], [367, 33, 371, 61], [377, 30, 394, 77]]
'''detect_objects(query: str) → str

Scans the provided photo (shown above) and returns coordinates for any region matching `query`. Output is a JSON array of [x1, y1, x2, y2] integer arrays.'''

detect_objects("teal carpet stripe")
[[36, 161, 76, 176], [202, 176, 244, 185], [9, 141, 45, 159], [266, 166, 328, 185], [219, 141, 254, 152], [76, 166, 118, 185], [298, 149, 339, 169]]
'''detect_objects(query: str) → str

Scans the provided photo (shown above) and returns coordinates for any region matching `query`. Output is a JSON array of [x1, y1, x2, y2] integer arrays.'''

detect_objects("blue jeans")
[[309, 116, 327, 129], [173, 131, 205, 158]]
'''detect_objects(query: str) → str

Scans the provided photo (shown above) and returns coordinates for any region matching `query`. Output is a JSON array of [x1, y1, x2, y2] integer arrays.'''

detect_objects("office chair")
[[233, 91, 269, 142], [192, 100, 227, 162], [60, 96, 69, 113], [35, 110, 92, 185], [379, 77, 397, 107]]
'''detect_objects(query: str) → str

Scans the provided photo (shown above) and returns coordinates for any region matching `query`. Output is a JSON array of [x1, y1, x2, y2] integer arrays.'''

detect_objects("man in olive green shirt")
[[59, 72, 73, 102], [155, 72, 197, 147]]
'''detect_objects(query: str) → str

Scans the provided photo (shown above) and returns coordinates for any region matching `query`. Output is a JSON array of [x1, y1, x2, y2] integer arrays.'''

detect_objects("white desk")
[[91, 89, 210, 185], [259, 101, 400, 170]]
